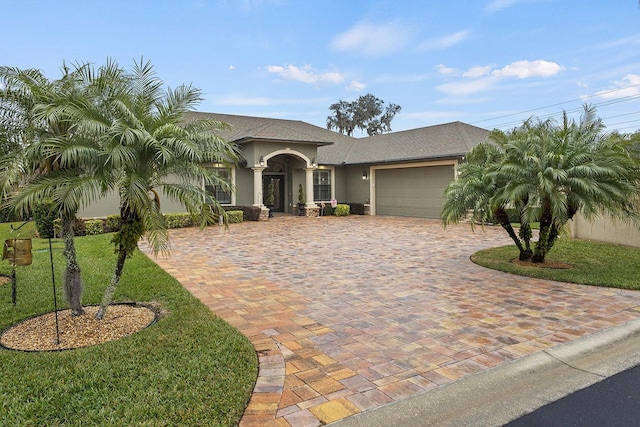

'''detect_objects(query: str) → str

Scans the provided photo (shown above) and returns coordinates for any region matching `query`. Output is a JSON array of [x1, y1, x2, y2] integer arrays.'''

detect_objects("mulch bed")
[[0, 304, 158, 352]]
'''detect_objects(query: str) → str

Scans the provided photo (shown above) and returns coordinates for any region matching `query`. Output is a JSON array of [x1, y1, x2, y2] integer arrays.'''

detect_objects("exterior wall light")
[[311, 157, 317, 168], [259, 156, 265, 167], [362, 170, 368, 180]]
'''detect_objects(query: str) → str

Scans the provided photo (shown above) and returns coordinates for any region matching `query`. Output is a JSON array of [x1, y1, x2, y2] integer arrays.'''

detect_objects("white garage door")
[[375, 166, 453, 219]]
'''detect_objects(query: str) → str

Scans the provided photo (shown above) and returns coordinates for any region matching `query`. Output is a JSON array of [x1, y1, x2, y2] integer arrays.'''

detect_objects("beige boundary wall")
[[570, 213, 640, 248]]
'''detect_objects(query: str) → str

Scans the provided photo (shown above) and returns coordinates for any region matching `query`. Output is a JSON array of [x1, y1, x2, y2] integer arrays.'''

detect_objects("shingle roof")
[[185, 112, 351, 146], [319, 121, 490, 165], [185, 112, 489, 166]]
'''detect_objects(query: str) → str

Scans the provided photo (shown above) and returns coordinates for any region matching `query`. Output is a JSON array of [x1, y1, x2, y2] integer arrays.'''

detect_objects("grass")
[[0, 222, 258, 426], [472, 236, 640, 289]]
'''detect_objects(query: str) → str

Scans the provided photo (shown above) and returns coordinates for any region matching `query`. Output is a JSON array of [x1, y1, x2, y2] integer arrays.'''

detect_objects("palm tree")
[[442, 105, 640, 263], [441, 141, 534, 261], [0, 64, 104, 315], [94, 59, 239, 319]]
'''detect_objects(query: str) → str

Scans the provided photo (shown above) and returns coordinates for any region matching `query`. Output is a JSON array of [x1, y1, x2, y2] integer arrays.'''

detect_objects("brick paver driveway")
[[143, 215, 640, 427]]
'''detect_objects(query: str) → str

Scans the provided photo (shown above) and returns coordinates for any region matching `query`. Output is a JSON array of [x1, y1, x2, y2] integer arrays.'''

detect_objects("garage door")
[[375, 166, 453, 219]]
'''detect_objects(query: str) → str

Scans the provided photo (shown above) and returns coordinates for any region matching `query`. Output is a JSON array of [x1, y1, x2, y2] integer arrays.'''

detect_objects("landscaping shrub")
[[0, 204, 19, 223], [84, 219, 104, 236], [334, 204, 350, 216], [165, 213, 194, 229], [227, 210, 243, 224], [105, 214, 122, 232], [347, 202, 365, 215], [223, 205, 262, 221], [33, 201, 56, 238], [321, 203, 334, 216], [53, 218, 86, 237]]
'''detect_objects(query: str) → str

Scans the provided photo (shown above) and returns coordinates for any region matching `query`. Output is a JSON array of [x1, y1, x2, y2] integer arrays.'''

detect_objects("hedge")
[[222, 205, 262, 221], [227, 210, 243, 224], [84, 219, 104, 236], [165, 213, 194, 229], [334, 204, 350, 216]]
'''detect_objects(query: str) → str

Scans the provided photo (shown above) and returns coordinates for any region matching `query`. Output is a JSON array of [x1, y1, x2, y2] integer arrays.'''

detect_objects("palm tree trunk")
[[518, 223, 534, 260], [61, 214, 84, 316], [494, 207, 531, 261], [533, 199, 553, 263], [95, 248, 128, 320]]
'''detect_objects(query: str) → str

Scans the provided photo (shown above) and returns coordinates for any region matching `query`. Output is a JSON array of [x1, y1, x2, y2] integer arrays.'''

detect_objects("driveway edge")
[[329, 317, 640, 427]]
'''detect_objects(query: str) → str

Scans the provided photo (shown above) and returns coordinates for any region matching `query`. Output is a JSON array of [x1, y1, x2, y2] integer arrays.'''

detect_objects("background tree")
[[327, 93, 401, 136], [442, 105, 640, 263]]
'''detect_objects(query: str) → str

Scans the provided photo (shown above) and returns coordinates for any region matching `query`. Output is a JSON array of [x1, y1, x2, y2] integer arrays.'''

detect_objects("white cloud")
[[594, 74, 640, 100], [420, 30, 469, 51], [463, 65, 493, 78], [228, 65, 235, 70], [434, 59, 563, 99], [436, 77, 496, 96], [266, 64, 345, 85], [435, 64, 458, 76], [492, 60, 564, 79], [346, 80, 366, 91], [331, 20, 413, 57]]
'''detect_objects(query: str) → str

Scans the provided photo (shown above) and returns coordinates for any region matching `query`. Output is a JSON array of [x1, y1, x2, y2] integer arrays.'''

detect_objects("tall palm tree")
[[94, 59, 239, 319], [0, 64, 103, 315], [442, 105, 640, 263]]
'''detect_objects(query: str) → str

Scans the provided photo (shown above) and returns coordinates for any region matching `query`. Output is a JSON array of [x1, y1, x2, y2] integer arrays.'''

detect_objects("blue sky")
[[2, 0, 640, 134]]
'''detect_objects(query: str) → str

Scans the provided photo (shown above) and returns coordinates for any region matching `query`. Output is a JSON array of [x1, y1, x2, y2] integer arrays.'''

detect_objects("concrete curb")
[[329, 317, 640, 427]]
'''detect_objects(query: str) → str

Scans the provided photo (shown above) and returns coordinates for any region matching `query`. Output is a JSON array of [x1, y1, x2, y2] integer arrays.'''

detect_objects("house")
[[79, 113, 490, 219]]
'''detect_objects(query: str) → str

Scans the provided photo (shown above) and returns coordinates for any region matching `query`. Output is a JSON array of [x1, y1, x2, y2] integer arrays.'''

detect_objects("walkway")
[[142, 216, 640, 427]]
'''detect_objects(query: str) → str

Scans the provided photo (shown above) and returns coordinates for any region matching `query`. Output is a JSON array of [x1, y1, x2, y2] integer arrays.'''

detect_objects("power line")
[[482, 93, 640, 131], [471, 83, 640, 129]]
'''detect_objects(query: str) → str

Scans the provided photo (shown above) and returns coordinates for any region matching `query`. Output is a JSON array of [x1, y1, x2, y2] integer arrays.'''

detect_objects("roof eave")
[[235, 137, 334, 146], [335, 153, 466, 166]]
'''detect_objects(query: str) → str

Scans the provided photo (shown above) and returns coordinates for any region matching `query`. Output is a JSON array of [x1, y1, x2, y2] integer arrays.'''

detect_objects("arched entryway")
[[251, 149, 317, 215]]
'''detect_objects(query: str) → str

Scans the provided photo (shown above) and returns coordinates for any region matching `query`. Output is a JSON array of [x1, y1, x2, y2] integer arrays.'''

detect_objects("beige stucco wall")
[[342, 165, 372, 204], [78, 188, 190, 218], [572, 213, 640, 248], [333, 167, 348, 203], [235, 166, 254, 206]]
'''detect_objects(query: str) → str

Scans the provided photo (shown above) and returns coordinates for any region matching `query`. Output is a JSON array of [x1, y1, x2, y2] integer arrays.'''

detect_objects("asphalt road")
[[505, 364, 640, 427]]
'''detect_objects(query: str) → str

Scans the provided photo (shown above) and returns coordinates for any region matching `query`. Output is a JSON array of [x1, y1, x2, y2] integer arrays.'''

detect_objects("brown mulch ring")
[[511, 259, 573, 269], [0, 303, 158, 352]]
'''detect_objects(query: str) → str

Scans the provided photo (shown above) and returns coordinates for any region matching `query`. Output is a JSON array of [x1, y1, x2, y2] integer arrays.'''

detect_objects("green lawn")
[[0, 222, 257, 426], [472, 236, 640, 289]]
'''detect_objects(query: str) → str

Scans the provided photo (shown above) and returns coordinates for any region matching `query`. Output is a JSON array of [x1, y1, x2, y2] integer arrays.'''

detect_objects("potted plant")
[[266, 180, 275, 218], [297, 183, 305, 216]]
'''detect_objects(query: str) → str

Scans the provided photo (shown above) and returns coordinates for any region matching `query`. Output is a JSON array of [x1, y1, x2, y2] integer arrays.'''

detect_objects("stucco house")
[[78, 112, 640, 247], [81, 112, 490, 220]]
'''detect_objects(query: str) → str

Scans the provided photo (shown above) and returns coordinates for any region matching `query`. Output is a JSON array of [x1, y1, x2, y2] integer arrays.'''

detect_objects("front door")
[[263, 176, 285, 212]]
